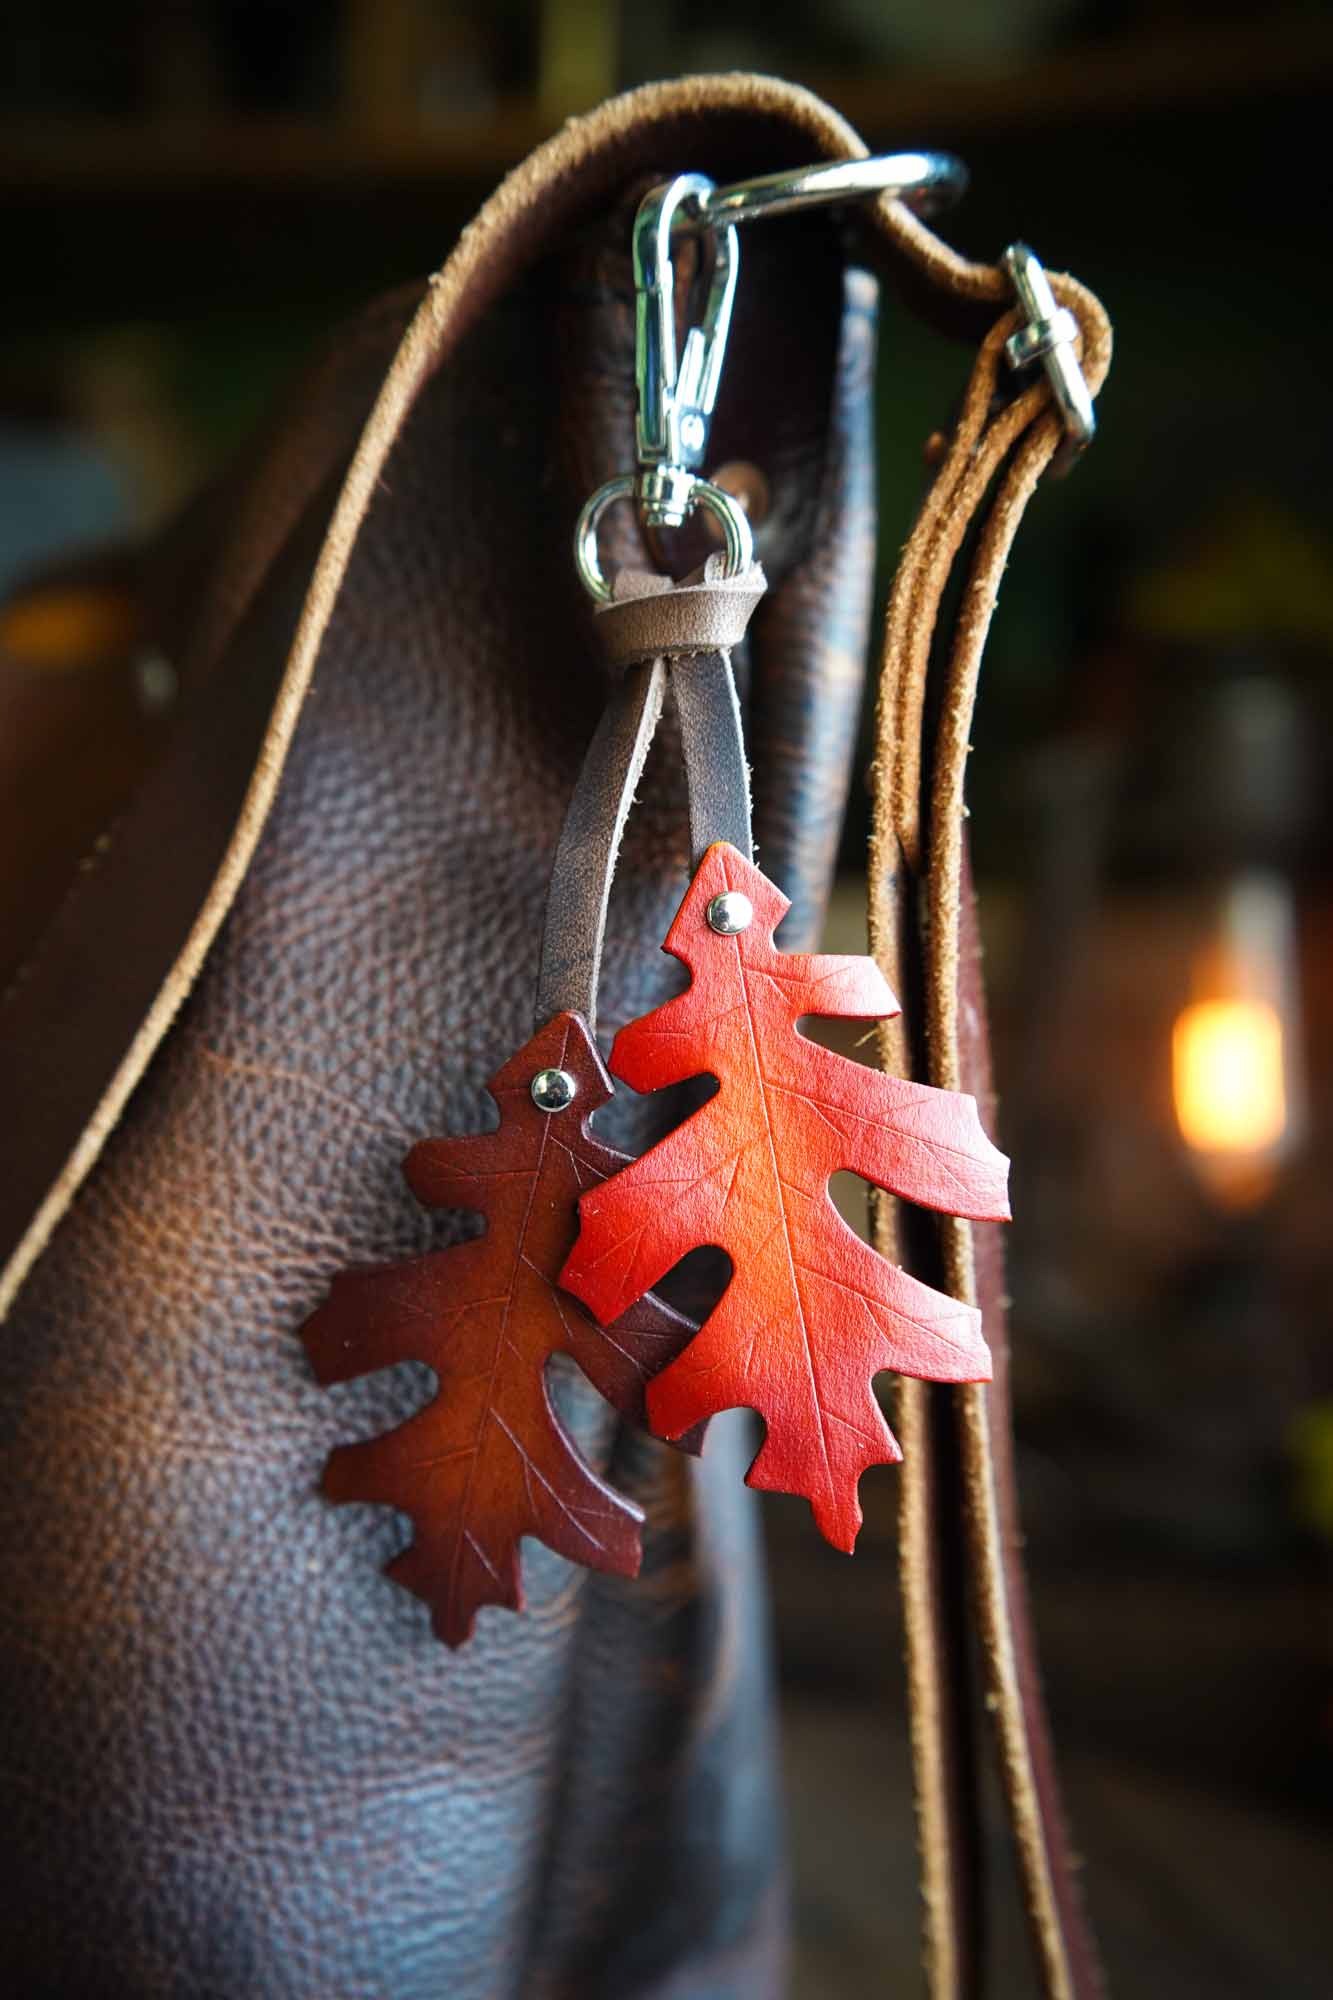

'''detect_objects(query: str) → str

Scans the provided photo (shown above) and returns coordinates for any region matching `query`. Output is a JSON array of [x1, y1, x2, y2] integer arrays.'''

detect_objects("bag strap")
[[869, 285, 1112, 1999]]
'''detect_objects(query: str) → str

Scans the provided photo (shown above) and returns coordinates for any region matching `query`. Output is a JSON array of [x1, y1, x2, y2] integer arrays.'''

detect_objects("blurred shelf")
[[0, 106, 545, 198], [1, 18, 1330, 201], [831, 16, 1333, 138]]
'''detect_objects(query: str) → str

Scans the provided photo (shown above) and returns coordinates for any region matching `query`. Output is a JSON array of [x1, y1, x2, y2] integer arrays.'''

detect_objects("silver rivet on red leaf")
[[707, 891, 753, 935]]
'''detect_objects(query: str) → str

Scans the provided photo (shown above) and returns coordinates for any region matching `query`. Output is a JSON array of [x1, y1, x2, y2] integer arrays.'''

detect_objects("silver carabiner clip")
[[575, 149, 967, 603], [575, 169, 749, 605]]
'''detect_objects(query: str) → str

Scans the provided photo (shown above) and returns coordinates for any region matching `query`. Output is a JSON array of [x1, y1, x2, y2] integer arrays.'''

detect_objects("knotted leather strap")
[[534, 556, 764, 1033]]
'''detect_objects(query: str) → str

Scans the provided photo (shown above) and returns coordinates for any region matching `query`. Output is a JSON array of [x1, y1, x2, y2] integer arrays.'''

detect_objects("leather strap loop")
[[594, 556, 767, 671], [537, 560, 762, 1033], [534, 657, 666, 1035]]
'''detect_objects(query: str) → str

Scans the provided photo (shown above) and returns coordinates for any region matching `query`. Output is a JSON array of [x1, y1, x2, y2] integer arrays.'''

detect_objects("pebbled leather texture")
[[0, 119, 875, 2000]]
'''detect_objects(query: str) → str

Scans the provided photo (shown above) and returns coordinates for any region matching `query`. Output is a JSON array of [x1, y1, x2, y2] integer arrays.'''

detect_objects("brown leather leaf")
[[560, 844, 1010, 1553], [302, 1011, 698, 1647]]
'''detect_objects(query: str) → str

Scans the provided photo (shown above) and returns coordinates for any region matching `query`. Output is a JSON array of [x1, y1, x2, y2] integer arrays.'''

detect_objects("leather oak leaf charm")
[[302, 1011, 697, 1647], [559, 844, 1011, 1553]]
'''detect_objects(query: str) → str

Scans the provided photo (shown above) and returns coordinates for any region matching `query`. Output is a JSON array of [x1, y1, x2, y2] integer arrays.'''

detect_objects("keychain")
[[302, 152, 1013, 1644]]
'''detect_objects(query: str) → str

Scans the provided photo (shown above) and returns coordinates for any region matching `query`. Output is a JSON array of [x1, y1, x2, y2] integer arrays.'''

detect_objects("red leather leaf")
[[302, 1012, 697, 1647], [559, 844, 1010, 1553]]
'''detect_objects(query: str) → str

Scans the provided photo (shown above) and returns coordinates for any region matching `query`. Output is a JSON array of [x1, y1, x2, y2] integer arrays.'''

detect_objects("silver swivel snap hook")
[[575, 172, 747, 604], [574, 149, 967, 603], [1001, 243, 1096, 474]]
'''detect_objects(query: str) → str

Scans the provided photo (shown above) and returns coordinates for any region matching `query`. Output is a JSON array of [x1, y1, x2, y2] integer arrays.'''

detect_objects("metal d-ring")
[[574, 472, 754, 605], [692, 150, 968, 230]]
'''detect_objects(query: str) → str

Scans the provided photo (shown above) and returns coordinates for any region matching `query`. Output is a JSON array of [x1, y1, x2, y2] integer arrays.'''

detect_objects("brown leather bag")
[[0, 76, 1108, 1999]]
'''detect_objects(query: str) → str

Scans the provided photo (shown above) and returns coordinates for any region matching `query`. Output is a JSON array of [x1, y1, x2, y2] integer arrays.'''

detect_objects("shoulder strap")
[[868, 274, 1112, 1999]]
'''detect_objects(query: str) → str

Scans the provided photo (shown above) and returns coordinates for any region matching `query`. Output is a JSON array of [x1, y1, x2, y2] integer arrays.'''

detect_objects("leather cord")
[[534, 557, 764, 1034], [868, 287, 1112, 2000], [533, 657, 666, 1034]]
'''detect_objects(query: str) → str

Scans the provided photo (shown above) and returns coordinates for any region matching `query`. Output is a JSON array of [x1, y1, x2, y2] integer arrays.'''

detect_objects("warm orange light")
[[0, 584, 139, 669], [1172, 997, 1287, 1156]]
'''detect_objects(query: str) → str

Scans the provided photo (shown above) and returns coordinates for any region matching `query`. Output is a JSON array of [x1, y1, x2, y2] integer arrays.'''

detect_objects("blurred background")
[[1, 4, 1329, 1994]]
